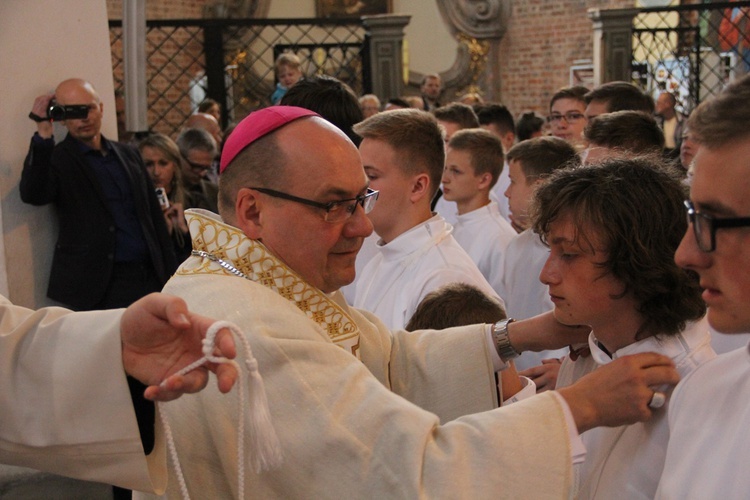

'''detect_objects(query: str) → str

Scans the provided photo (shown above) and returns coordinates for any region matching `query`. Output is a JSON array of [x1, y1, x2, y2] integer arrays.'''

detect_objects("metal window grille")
[[632, 1, 750, 115], [109, 18, 368, 138]]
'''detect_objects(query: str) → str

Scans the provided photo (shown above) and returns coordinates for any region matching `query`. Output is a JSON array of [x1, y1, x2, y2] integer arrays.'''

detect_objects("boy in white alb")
[[431, 103, 480, 226], [500, 137, 580, 381], [352, 109, 500, 330], [655, 75, 750, 500], [536, 158, 713, 500], [442, 128, 516, 295]]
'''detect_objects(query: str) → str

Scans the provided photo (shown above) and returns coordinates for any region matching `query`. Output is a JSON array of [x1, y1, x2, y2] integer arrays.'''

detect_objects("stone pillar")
[[589, 8, 639, 85], [361, 14, 411, 100]]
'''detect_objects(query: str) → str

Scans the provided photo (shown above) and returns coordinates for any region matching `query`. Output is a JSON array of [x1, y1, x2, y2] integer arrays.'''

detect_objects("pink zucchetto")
[[220, 106, 320, 173]]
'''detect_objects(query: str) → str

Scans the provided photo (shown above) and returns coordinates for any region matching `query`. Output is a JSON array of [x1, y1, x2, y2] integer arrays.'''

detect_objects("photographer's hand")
[[31, 93, 54, 138]]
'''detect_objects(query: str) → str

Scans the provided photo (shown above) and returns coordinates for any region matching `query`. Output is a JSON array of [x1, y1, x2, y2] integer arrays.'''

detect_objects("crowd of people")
[[7, 47, 750, 498]]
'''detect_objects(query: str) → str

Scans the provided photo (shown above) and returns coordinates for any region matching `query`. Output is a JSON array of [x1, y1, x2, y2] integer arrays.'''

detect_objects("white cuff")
[[501, 376, 536, 405], [550, 391, 587, 465]]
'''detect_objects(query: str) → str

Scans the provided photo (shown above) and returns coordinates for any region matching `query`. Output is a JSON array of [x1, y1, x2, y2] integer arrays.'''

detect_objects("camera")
[[47, 99, 90, 121], [155, 188, 170, 210]]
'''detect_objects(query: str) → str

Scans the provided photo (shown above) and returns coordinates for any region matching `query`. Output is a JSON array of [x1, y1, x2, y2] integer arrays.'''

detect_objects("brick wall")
[[107, 0, 207, 19], [497, 0, 634, 116]]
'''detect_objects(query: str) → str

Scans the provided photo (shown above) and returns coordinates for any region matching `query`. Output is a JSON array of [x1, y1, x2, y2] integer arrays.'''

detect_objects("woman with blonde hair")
[[139, 133, 192, 261]]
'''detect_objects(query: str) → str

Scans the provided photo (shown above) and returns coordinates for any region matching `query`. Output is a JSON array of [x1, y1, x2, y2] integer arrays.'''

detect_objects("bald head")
[[219, 116, 357, 223], [53, 78, 104, 148], [185, 112, 222, 146], [55, 78, 100, 104]]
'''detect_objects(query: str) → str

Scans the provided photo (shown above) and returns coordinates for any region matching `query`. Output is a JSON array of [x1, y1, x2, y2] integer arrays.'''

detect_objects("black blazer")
[[20, 134, 177, 310]]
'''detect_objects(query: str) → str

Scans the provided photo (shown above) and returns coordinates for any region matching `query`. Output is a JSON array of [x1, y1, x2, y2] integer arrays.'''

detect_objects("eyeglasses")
[[250, 187, 379, 223], [684, 200, 750, 252], [186, 159, 214, 173], [548, 112, 586, 124]]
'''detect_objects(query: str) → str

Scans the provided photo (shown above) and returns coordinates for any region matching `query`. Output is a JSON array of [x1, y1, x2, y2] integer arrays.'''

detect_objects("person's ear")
[[409, 173, 431, 203], [234, 188, 263, 239], [477, 171, 492, 190]]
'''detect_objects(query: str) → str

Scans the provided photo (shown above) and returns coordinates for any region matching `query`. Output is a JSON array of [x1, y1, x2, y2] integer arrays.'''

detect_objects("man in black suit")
[[21, 78, 176, 311]]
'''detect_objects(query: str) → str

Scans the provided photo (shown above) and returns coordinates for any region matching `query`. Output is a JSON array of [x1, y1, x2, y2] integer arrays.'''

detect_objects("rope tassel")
[[158, 320, 283, 499]]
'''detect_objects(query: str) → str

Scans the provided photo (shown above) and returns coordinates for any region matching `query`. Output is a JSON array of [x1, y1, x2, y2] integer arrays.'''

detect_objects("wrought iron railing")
[[109, 18, 368, 137], [631, 1, 750, 115]]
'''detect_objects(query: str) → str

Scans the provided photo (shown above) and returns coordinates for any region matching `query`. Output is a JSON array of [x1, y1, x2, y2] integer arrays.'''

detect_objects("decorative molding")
[[408, 1, 509, 101], [435, 0, 511, 39]]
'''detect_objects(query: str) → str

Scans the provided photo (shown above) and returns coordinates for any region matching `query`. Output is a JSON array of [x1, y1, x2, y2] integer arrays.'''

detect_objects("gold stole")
[[177, 210, 361, 357]]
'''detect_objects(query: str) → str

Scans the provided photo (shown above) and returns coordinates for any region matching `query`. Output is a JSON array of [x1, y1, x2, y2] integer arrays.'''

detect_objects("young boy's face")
[[442, 147, 486, 206], [359, 138, 414, 242], [278, 65, 302, 88], [504, 159, 540, 230], [549, 97, 587, 146], [540, 213, 632, 335]]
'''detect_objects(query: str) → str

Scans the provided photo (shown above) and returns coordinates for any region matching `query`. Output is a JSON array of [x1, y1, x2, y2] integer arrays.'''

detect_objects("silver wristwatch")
[[492, 318, 519, 362]]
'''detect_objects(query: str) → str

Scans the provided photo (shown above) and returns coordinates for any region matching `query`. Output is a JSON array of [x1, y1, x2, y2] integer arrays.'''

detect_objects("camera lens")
[[48, 105, 66, 121]]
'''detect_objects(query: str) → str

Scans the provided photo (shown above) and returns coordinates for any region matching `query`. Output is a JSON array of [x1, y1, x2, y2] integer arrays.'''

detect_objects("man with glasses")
[[656, 74, 750, 499], [139, 105, 682, 499], [548, 86, 589, 149], [176, 127, 219, 212], [21, 78, 176, 311]]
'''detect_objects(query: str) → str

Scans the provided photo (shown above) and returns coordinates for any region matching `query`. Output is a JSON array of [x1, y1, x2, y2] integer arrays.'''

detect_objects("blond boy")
[[270, 52, 303, 104], [442, 128, 516, 295]]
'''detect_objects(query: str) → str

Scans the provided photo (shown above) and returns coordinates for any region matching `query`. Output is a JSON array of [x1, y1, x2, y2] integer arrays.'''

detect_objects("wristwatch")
[[492, 318, 519, 362]]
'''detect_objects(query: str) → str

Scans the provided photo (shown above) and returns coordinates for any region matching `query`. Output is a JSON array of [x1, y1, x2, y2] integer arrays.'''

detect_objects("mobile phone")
[[155, 187, 170, 210]]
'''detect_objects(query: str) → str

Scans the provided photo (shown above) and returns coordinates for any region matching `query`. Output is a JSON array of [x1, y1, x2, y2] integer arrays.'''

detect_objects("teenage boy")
[[548, 86, 589, 149], [352, 109, 499, 330], [500, 137, 580, 382], [536, 157, 712, 499], [655, 74, 750, 499], [442, 128, 516, 295]]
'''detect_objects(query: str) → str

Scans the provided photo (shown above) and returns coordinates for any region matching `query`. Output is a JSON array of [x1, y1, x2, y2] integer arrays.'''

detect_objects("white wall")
[[0, 0, 117, 307], [393, 0, 457, 76]]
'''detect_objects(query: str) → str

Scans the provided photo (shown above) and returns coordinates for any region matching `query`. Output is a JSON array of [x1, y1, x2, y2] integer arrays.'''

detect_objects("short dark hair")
[[584, 110, 665, 153], [280, 75, 364, 145], [353, 109, 445, 199], [531, 157, 705, 337], [176, 128, 218, 158], [447, 128, 505, 188], [584, 81, 654, 114], [515, 112, 545, 142], [549, 86, 588, 110], [474, 103, 515, 137], [688, 74, 750, 149], [506, 136, 580, 180], [386, 97, 411, 109], [405, 283, 506, 331], [433, 103, 480, 129]]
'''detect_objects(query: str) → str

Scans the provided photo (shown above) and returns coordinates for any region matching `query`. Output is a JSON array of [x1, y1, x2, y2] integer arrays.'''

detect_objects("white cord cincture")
[[158, 320, 283, 499]]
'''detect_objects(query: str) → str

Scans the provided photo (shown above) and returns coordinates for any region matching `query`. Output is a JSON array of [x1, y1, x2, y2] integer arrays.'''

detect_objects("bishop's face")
[[253, 118, 373, 293]]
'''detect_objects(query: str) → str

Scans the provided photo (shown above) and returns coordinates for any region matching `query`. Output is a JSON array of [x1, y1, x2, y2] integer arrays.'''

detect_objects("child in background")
[[271, 52, 303, 104], [405, 282, 531, 405]]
